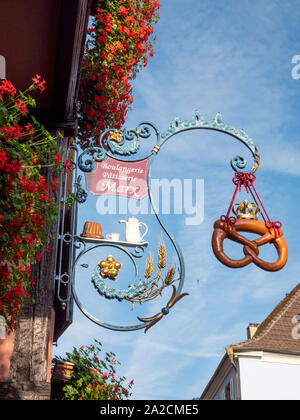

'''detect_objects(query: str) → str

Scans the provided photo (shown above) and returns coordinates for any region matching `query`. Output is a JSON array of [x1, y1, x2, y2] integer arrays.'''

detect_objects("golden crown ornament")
[[232, 200, 261, 220], [109, 130, 123, 143]]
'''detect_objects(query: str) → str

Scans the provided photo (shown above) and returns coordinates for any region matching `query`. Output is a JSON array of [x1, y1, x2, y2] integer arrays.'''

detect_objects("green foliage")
[[78, 0, 160, 145], [0, 77, 64, 331], [55, 339, 134, 400]]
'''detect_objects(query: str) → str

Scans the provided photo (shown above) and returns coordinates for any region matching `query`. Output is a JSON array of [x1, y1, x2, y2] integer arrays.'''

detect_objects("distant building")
[[200, 283, 300, 400]]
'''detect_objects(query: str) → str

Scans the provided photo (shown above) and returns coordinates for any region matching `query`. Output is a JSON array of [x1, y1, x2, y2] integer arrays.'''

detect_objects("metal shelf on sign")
[[75, 235, 148, 249]]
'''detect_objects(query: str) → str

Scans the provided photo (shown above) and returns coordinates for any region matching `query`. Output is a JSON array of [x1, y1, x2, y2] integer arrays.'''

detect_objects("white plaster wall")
[[238, 355, 300, 400]]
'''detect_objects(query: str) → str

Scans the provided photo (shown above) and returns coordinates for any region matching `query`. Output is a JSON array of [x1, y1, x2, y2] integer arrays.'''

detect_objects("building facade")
[[0, 0, 96, 400], [200, 283, 300, 400]]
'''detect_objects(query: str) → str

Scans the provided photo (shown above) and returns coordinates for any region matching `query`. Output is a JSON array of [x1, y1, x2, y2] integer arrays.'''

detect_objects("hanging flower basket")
[[78, 0, 161, 146], [53, 340, 134, 400], [0, 77, 72, 332]]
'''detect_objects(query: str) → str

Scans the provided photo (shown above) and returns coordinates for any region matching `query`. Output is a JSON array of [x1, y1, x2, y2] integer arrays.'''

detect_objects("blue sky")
[[55, 0, 300, 399]]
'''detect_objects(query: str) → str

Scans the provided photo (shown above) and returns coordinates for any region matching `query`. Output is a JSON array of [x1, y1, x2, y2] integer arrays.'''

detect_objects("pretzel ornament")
[[212, 218, 288, 272]]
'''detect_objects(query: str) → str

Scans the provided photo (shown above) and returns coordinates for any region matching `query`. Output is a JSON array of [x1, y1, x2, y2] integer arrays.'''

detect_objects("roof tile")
[[232, 282, 300, 354]]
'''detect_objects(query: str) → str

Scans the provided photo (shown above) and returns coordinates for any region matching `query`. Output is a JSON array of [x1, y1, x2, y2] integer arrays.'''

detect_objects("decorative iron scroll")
[[78, 112, 260, 173], [67, 112, 260, 332]]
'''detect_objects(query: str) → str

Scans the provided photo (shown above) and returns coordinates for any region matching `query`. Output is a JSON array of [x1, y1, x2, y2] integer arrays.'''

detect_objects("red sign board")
[[85, 156, 149, 200]]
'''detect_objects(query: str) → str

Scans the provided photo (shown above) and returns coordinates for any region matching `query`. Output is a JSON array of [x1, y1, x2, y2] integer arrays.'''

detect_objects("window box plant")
[[78, 0, 161, 146], [53, 339, 134, 400]]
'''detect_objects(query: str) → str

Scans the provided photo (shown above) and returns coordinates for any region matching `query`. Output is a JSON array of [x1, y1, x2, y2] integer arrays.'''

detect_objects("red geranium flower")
[[15, 99, 28, 116], [32, 74, 46, 93], [0, 149, 7, 169], [63, 160, 74, 171], [78, 0, 160, 146], [0, 79, 17, 98], [54, 151, 61, 164], [51, 178, 58, 192], [119, 6, 128, 16]]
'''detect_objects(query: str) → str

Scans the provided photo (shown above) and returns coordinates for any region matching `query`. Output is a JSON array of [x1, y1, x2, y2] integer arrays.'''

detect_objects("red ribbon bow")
[[220, 215, 236, 227], [265, 221, 282, 238], [233, 172, 256, 193]]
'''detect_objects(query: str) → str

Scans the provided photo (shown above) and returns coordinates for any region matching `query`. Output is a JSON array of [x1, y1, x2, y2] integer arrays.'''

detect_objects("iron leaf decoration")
[[137, 285, 189, 333]]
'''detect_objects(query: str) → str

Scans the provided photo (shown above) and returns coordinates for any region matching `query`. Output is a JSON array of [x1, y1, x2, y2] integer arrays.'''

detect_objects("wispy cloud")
[[56, 0, 300, 401], [128, 0, 300, 176]]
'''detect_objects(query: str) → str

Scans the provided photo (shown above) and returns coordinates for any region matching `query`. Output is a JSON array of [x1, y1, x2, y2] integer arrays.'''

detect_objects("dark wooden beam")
[[0, 0, 94, 399], [90, 0, 99, 16], [33, 0, 93, 135]]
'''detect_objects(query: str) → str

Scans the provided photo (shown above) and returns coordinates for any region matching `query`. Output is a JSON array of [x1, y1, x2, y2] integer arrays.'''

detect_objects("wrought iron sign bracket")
[[55, 111, 261, 333]]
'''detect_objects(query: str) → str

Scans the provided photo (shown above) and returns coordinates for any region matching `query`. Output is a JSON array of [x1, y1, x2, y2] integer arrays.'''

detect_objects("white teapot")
[[119, 217, 148, 243]]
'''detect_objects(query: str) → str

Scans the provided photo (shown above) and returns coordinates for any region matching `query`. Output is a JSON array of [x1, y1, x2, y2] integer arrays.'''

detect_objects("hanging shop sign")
[[84, 155, 149, 200], [55, 112, 288, 334]]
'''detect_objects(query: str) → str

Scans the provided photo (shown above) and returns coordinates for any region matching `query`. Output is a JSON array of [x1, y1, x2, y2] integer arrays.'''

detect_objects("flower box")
[[52, 359, 74, 382]]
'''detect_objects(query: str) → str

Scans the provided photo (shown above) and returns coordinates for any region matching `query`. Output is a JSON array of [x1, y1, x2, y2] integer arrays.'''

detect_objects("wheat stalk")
[[158, 238, 166, 269], [164, 266, 176, 286], [144, 253, 154, 279]]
